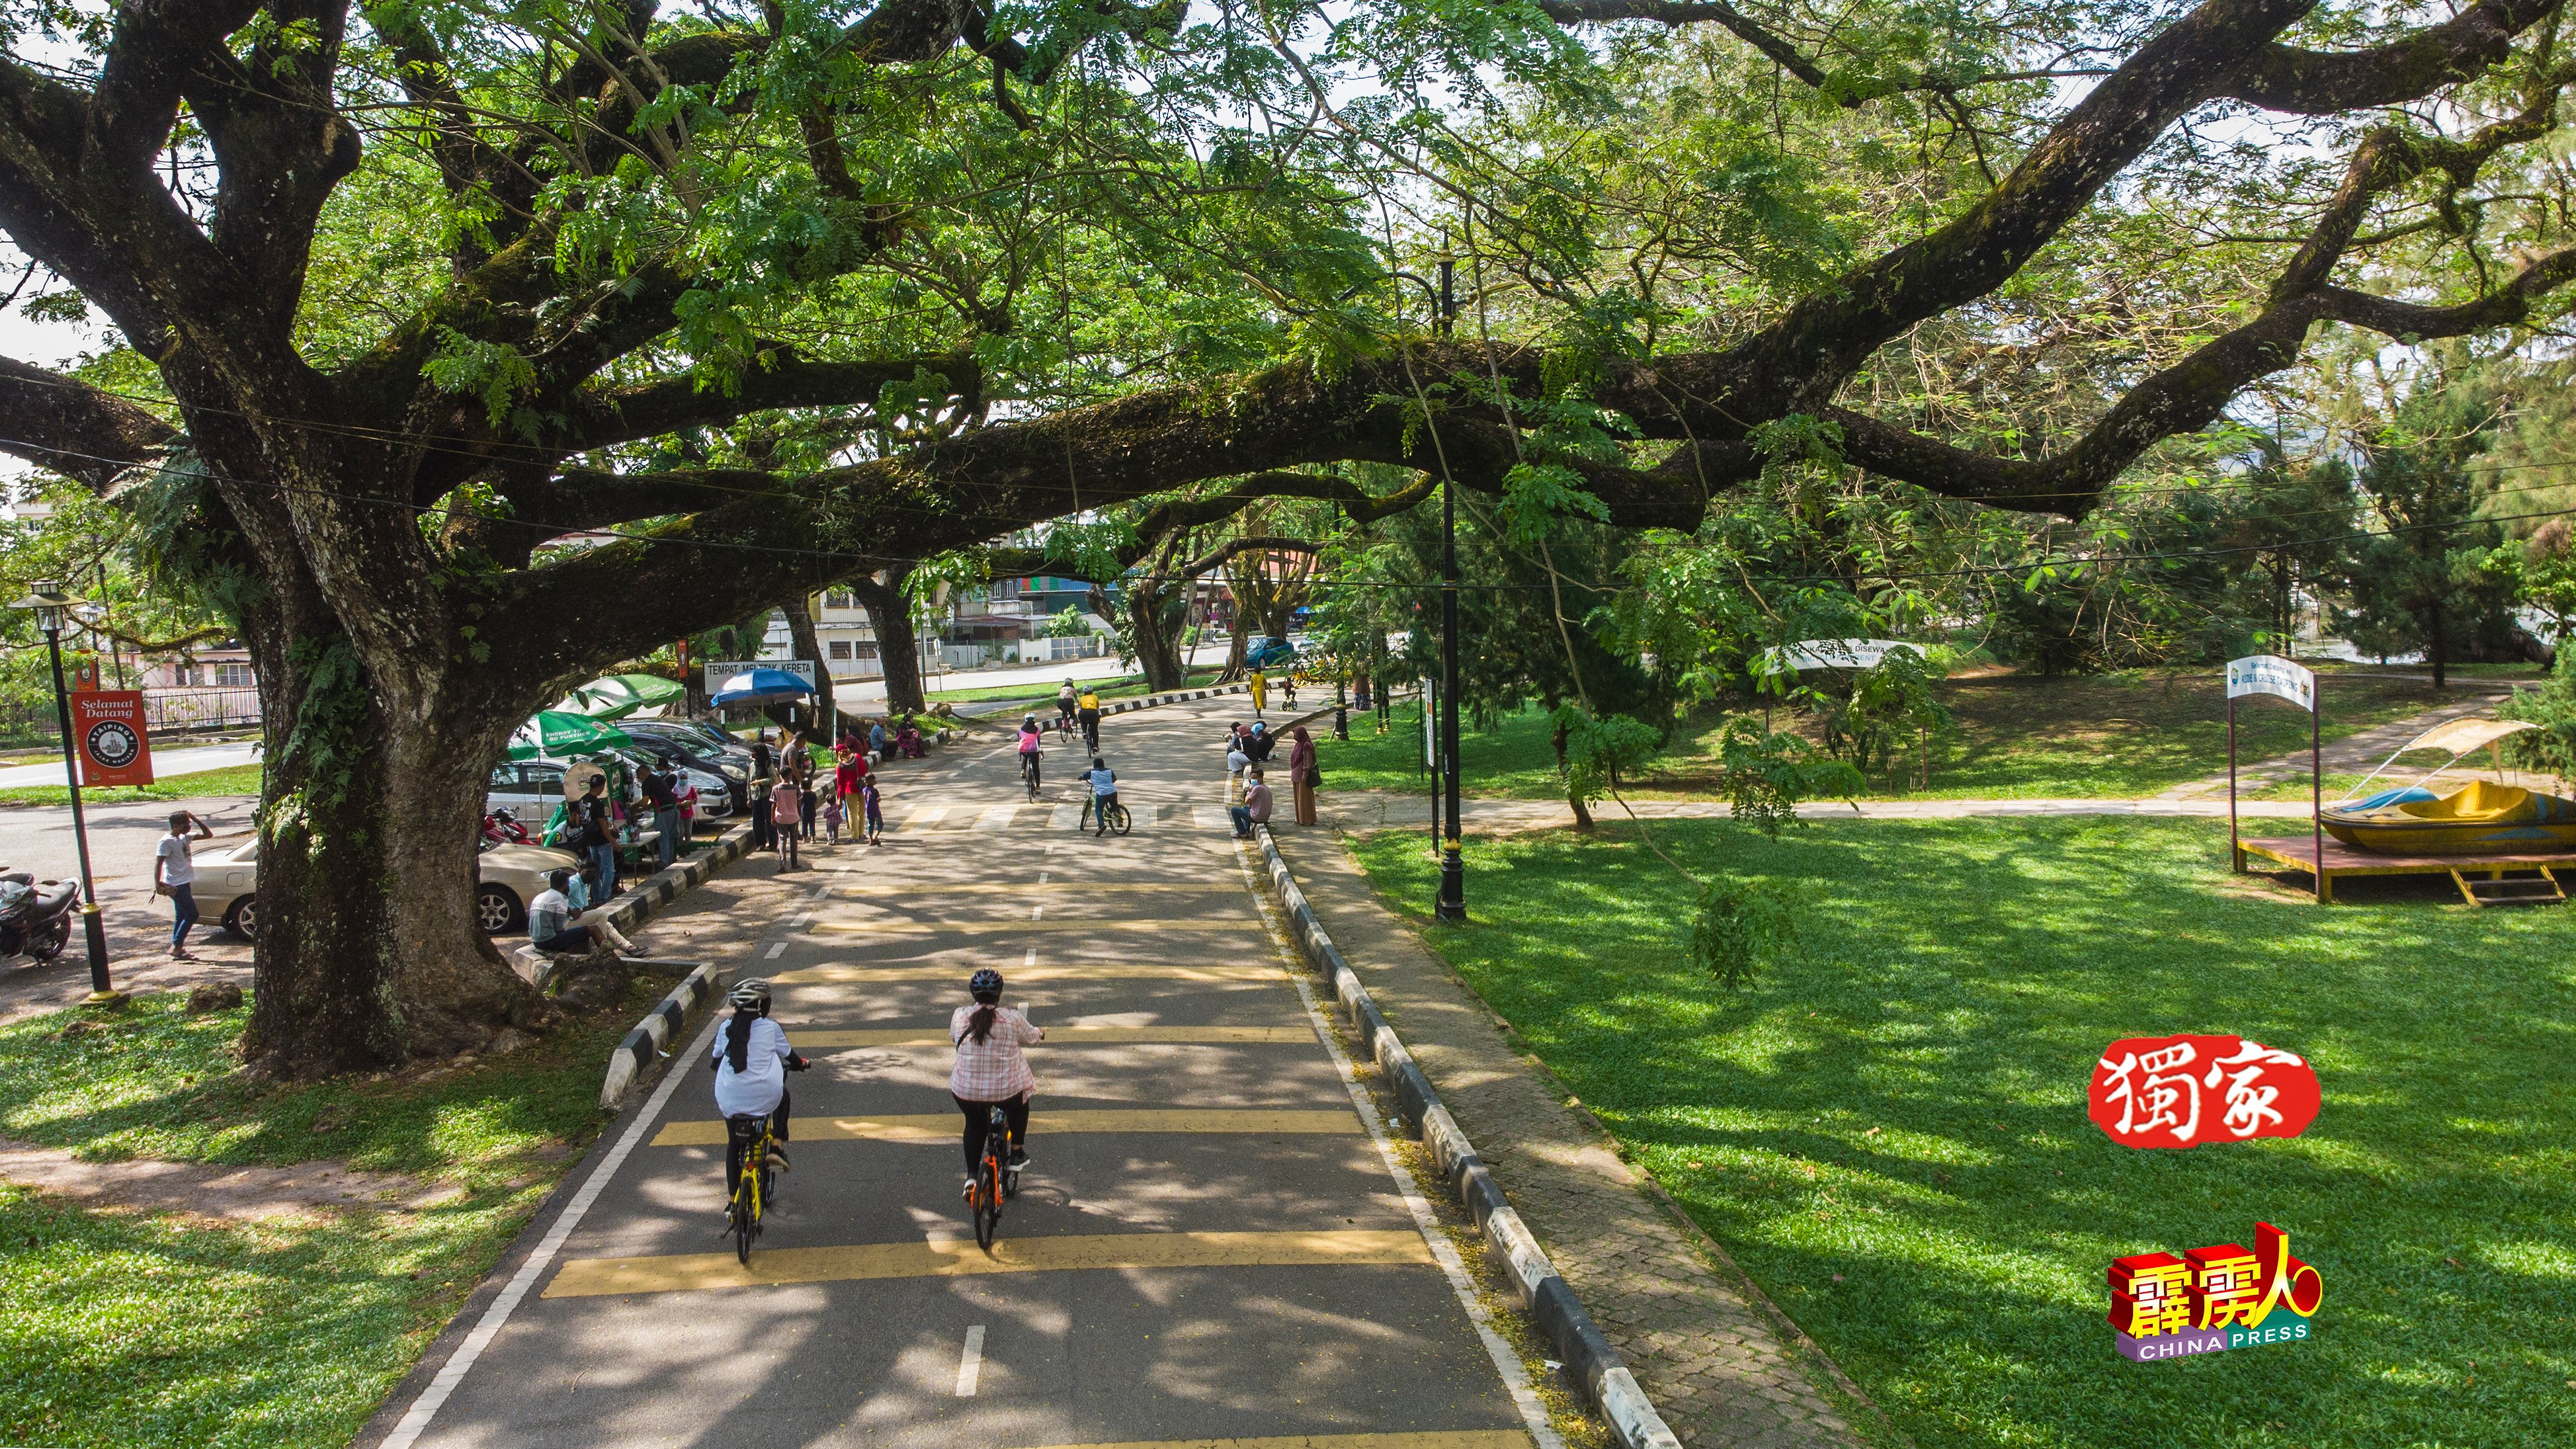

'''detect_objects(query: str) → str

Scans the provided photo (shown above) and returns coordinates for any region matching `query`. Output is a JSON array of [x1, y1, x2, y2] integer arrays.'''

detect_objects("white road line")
[[379, 1000, 727, 1448], [954, 1324, 986, 1397], [1022, 946, 1037, 968], [763, 942, 786, 960], [1038, 870, 1049, 885], [1031, 903, 1044, 921], [974, 806, 1017, 832], [1235, 844, 1567, 1449], [1048, 804, 1083, 831]]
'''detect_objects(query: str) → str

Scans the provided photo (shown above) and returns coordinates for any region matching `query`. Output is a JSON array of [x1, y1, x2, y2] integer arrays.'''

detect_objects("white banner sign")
[[2225, 655, 2315, 712], [702, 659, 815, 691]]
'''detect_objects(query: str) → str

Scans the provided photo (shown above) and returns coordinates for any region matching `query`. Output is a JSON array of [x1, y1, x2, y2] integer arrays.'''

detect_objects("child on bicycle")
[[1017, 714, 1044, 794], [952, 968, 1044, 1195], [1081, 755, 1119, 834], [710, 979, 808, 1200]]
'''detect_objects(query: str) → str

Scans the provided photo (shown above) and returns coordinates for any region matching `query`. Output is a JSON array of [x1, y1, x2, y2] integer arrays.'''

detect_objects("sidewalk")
[[1263, 824, 1886, 1449]]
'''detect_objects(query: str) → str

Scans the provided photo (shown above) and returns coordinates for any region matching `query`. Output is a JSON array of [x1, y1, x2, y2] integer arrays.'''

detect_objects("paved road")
[[377, 694, 1554, 1449], [0, 739, 259, 790], [833, 641, 1236, 710]]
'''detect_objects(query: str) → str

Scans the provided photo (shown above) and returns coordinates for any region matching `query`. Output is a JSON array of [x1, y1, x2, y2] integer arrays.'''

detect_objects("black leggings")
[[724, 1092, 792, 1187], [955, 1091, 1030, 1173]]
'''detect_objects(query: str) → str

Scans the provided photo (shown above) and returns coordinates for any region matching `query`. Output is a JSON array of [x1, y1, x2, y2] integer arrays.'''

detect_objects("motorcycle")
[[0, 866, 78, 964], [481, 808, 532, 845]]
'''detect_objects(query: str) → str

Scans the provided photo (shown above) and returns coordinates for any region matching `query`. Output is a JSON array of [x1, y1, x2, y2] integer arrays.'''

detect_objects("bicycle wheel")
[[974, 1154, 1003, 1249], [731, 1167, 759, 1265], [1106, 802, 1132, 835]]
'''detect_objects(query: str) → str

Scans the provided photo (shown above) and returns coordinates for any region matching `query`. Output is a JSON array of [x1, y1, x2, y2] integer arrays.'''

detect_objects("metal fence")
[[145, 687, 261, 732]]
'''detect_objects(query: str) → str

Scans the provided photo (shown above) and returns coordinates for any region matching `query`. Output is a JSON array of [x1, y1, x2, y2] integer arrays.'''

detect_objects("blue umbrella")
[[712, 667, 815, 707]]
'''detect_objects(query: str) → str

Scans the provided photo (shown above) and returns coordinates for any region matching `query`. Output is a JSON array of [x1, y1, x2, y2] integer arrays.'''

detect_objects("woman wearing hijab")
[[1288, 725, 1319, 825]]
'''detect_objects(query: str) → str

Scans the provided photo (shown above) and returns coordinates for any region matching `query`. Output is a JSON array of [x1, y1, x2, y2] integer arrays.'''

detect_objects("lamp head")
[[9, 579, 73, 634]]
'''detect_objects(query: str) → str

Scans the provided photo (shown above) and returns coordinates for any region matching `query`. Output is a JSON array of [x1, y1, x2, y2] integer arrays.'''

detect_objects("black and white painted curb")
[[965, 679, 1254, 725], [601, 962, 728, 1111], [1255, 825, 1684, 1449]]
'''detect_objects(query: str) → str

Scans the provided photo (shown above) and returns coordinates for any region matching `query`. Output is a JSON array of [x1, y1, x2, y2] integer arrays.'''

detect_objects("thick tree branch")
[[2225, 0, 2563, 112], [0, 356, 179, 491]]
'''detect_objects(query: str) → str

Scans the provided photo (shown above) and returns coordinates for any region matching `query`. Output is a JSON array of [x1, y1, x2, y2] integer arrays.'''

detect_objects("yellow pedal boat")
[[2320, 778, 2576, 855]]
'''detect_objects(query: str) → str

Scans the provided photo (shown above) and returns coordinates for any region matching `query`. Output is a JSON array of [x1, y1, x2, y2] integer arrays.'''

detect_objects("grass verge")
[[0, 989, 638, 1448], [1349, 816, 2576, 1449], [1317, 667, 2530, 803], [0, 760, 266, 807]]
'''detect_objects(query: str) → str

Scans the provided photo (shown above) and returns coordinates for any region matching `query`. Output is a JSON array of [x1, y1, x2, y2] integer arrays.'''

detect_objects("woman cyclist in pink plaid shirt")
[[953, 968, 1044, 1196]]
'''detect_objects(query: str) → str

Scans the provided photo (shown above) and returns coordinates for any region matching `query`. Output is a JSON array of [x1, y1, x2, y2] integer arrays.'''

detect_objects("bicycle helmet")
[[728, 978, 772, 1013], [968, 968, 1004, 1003]]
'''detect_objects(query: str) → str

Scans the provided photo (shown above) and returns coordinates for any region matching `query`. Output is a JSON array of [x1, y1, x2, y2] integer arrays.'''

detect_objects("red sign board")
[[2089, 1034, 2319, 1149], [70, 690, 153, 787]]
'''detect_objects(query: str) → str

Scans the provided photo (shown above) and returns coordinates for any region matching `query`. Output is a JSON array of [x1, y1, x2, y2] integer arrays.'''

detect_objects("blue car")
[[1247, 638, 1298, 668]]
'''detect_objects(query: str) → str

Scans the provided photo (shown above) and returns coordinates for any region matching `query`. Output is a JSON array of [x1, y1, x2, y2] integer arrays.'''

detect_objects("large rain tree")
[[3, 0, 2568, 1074]]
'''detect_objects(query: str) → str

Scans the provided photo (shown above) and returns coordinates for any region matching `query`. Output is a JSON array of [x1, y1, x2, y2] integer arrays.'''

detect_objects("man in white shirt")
[[528, 870, 637, 954], [1226, 745, 1253, 837], [153, 811, 213, 960]]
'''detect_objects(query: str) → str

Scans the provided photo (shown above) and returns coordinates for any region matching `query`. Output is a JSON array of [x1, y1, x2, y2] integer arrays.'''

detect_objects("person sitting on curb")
[[1242, 767, 1274, 836], [528, 869, 639, 955]]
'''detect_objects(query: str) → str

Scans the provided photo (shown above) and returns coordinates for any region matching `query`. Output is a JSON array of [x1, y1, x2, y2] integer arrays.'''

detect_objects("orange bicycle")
[[968, 1103, 1020, 1249]]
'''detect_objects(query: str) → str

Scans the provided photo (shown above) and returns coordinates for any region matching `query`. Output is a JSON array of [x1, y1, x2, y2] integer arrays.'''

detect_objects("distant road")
[[833, 640, 1235, 709], [0, 741, 259, 791]]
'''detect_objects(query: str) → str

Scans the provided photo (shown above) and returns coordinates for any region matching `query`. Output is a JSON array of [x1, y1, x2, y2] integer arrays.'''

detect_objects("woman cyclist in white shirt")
[[952, 968, 1044, 1196], [710, 979, 808, 1196]]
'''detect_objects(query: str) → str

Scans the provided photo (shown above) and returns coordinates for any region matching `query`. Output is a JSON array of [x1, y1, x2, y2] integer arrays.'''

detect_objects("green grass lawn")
[[0, 759, 265, 807], [1350, 817, 2576, 1449], [1318, 667, 2527, 804], [0, 990, 636, 1448], [927, 667, 1226, 708]]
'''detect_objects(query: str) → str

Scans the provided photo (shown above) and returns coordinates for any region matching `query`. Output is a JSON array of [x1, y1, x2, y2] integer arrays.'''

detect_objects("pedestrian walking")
[[798, 774, 819, 841], [862, 778, 885, 845], [575, 776, 620, 897], [822, 788, 844, 845], [1288, 725, 1319, 825], [1243, 767, 1274, 835], [153, 809, 214, 960], [750, 768, 776, 853], [1248, 670, 1267, 716], [771, 773, 802, 870]]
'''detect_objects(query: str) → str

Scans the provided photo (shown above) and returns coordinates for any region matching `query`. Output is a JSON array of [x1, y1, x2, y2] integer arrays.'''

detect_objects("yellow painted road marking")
[[796, 1026, 1314, 1048], [1021, 1435, 1532, 1449], [809, 918, 1265, 934], [651, 1108, 1359, 1146], [542, 1229, 1433, 1298], [772, 964, 1283, 984]]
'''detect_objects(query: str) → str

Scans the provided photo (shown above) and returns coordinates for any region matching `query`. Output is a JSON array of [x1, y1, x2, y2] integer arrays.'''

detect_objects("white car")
[[205, 837, 581, 938]]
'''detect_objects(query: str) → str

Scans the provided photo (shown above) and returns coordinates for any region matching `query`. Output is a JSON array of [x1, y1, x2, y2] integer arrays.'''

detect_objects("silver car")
[[206, 837, 581, 937]]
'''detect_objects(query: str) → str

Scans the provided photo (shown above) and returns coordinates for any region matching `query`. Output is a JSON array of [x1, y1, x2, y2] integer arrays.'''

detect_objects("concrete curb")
[[601, 962, 728, 1111], [1253, 825, 1683, 1449], [963, 680, 1253, 726]]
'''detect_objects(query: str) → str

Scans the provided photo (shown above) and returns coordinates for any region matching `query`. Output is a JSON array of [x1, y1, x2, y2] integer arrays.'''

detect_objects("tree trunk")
[[1218, 614, 1249, 683], [236, 587, 553, 1078], [851, 567, 925, 714], [2429, 598, 2446, 688], [1126, 579, 1188, 690], [782, 590, 835, 733], [1552, 721, 1595, 831]]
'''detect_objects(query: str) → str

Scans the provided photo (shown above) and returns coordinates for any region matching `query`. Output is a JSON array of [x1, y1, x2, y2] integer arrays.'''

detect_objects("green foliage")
[[1817, 647, 1956, 788], [1037, 605, 1092, 639], [2336, 378, 2522, 675], [2497, 647, 2576, 774], [1717, 718, 1864, 833], [1686, 876, 1798, 988], [1548, 704, 1661, 809]]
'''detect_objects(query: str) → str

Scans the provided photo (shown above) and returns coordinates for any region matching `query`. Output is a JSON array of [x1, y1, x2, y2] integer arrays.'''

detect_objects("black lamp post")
[[1333, 677, 1349, 741], [1434, 257, 1466, 923], [12, 580, 118, 1001]]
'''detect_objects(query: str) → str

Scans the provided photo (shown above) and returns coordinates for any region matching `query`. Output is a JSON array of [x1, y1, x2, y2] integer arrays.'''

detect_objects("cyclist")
[[952, 968, 1044, 1195], [1075, 686, 1102, 751], [1056, 679, 1078, 731], [710, 979, 808, 1200], [1017, 714, 1044, 796], [1081, 754, 1120, 835]]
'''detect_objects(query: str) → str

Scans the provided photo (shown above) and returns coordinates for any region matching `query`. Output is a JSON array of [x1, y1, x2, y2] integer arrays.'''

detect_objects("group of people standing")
[[749, 725, 890, 870], [1224, 720, 1319, 836]]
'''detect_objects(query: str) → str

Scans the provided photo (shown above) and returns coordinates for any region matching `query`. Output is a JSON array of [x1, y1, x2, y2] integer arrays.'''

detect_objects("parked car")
[[623, 718, 755, 774], [614, 732, 746, 819], [205, 837, 580, 938]]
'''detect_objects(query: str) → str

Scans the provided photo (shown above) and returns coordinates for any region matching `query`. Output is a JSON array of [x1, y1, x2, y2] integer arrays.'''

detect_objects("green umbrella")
[[571, 673, 685, 720], [507, 710, 635, 759]]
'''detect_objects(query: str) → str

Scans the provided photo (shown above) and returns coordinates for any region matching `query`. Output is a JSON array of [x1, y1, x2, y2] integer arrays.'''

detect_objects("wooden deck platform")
[[2237, 835, 2576, 905]]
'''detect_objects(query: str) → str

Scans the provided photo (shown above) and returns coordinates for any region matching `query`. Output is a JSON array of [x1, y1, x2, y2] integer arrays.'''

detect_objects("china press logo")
[[2089, 1034, 2319, 1149], [2109, 1221, 2323, 1361]]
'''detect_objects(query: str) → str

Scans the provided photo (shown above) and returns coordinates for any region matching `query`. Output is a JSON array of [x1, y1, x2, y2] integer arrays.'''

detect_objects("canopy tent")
[[569, 672, 685, 720], [507, 710, 636, 760], [712, 667, 816, 708]]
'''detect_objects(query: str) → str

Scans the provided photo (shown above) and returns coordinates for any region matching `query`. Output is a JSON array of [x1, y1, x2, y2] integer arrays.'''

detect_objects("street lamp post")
[[11, 581, 119, 1001], [1434, 257, 1466, 924]]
